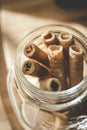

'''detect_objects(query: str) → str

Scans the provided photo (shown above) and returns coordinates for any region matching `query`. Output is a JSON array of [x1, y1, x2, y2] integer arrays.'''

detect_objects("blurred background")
[[0, 0, 87, 130]]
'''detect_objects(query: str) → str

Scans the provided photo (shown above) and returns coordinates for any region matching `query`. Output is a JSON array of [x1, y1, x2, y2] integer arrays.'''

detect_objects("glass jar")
[[7, 24, 87, 130]]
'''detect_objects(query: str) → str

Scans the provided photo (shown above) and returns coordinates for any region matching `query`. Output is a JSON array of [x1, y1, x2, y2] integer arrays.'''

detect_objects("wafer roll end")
[[24, 43, 36, 58], [41, 31, 59, 47], [39, 78, 62, 91], [58, 31, 74, 49]]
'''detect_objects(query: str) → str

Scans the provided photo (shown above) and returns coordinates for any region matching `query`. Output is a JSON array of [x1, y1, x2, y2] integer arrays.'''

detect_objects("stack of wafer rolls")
[[22, 30, 83, 91]]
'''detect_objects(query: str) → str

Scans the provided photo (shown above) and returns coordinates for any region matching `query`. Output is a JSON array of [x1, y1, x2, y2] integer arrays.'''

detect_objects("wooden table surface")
[[0, 0, 87, 130]]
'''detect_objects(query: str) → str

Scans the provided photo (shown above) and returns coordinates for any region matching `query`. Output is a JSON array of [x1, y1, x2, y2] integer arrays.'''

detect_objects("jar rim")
[[14, 24, 87, 108]]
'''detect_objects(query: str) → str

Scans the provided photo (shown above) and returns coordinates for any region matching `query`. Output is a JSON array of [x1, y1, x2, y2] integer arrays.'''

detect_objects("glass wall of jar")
[[7, 24, 87, 130]]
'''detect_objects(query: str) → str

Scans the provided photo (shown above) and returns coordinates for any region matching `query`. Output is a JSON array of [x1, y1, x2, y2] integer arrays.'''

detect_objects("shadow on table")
[[1, 0, 87, 27]]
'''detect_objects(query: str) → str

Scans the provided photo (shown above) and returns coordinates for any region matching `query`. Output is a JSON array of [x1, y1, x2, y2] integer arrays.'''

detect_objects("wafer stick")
[[41, 31, 59, 47], [69, 45, 83, 87], [38, 77, 61, 91], [58, 32, 74, 64], [22, 59, 50, 77], [48, 45, 67, 90], [24, 43, 49, 67], [58, 32, 74, 86]]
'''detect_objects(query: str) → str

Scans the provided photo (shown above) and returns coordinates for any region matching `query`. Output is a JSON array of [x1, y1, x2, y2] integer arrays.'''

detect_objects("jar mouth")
[[14, 24, 87, 105]]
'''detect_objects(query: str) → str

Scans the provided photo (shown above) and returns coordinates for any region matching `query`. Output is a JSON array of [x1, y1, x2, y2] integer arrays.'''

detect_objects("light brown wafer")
[[41, 31, 59, 47], [58, 32, 74, 86], [22, 59, 50, 77], [48, 45, 67, 90], [38, 77, 62, 91], [24, 43, 49, 67], [69, 45, 83, 87], [58, 32, 74, 50]]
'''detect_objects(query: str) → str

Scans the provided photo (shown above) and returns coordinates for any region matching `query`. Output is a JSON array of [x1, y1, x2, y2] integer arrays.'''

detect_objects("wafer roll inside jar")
[[41, 31, 59, 47], [22, 59, 50, 77], [69, 44, 83, 87], [48, 45, 67, 90], [58, 32, 74, 86], [38, 77, 62, 91]]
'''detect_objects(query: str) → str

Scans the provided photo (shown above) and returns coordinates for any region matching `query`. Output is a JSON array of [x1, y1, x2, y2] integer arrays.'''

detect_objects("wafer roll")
[[22, 59, 50, 77], [58, 32, 74, 50], [24, 43, 49, 67], [48, 45, 67, 90], [38, 77, 61, 91], [41, 31, 59, 47], [58, 32, 74, 85], [69, 45, 83, 87]]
